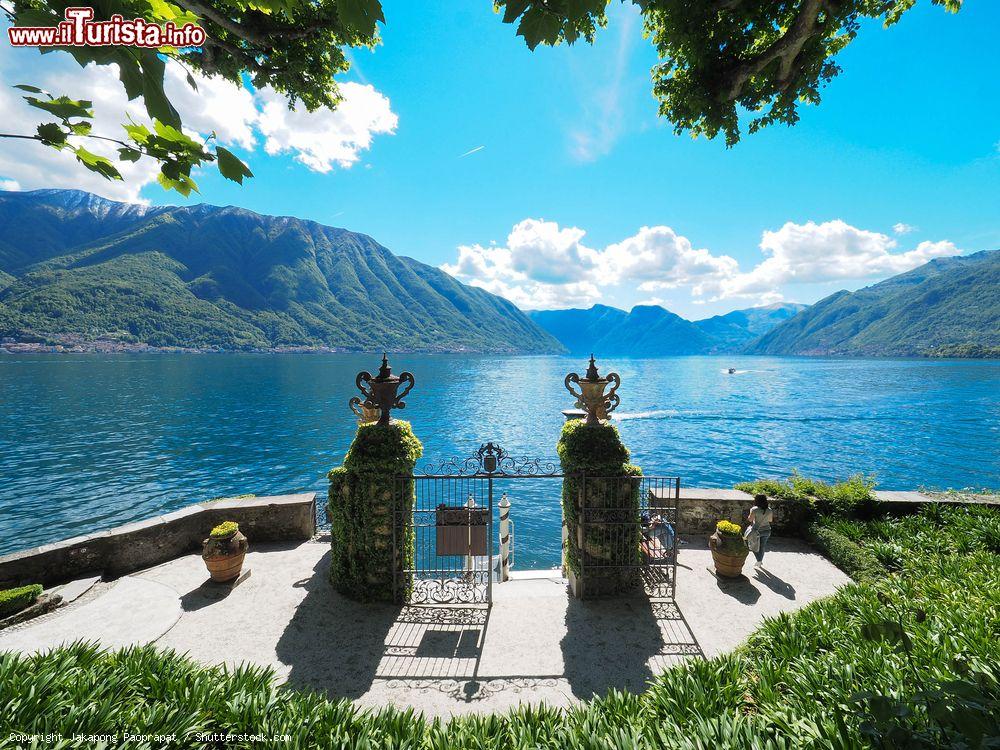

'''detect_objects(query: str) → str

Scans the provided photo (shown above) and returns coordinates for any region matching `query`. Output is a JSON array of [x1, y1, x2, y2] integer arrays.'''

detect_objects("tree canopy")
[[0, 0, 963, 194]]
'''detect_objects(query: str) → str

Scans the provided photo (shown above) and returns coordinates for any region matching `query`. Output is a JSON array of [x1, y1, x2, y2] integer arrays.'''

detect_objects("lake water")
[[1, 353, 997, 566]]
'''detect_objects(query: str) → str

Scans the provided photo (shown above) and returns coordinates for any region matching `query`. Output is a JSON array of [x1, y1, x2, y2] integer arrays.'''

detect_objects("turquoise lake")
[[1, 353, 997, 567]]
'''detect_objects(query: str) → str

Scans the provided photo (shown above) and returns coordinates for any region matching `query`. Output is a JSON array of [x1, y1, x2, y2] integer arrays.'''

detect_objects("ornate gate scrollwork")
[[420, 442, 562, 478]]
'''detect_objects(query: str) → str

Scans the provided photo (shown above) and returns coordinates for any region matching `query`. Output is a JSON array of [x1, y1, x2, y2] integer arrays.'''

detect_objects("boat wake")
[[612, 409, 679, 421]]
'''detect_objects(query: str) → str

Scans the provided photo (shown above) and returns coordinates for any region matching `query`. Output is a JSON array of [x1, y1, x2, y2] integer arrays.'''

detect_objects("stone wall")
[[0, 493, 316, 588], [675, 489, 807, 535], [674, 489, 998, 536]]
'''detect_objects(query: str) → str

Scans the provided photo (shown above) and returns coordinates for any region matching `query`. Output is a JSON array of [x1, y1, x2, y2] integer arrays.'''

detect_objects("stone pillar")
[[557, 419, 641, 599], [327, 420, 422, 602]]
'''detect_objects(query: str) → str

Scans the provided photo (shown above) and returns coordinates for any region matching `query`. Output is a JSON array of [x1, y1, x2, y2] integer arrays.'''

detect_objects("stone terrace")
[[0, 535, 849, 718]]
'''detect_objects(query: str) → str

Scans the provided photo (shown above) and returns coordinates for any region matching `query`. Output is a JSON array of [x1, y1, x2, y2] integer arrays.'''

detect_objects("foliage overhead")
[[0, 0, 964, 191]]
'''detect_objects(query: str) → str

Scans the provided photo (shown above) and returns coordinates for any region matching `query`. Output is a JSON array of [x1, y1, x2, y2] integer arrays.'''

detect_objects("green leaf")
[[157, 170, 198, 196], [215, 146, 254, 185], [118, 147, 143, 162], [146, 0, 200, 25], [23, 95, 94, 121], [14, 84, 47, 95], [139, 53, 181, 128], [36, 122, 68, 147], [502, 0, 531, 24], [860, 620, 905, 645], [73, 146, 123, 181], [516, 7, 562, 50], [69, 122, 93, 136], [337, 0, 385, 36], [123, 121, 152, 145]]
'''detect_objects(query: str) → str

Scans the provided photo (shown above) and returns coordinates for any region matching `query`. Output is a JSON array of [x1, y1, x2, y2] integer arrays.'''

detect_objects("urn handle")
[[349, 396, 364, 418], [564, 373, 583, 403], [396, 371, 415, 409]]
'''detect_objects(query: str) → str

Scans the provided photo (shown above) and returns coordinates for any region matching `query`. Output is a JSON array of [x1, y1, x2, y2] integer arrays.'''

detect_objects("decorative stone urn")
[[354, 353, 415, 427], [202, 521, 249, 582], [708, 520, 748, 578], [564, 354, 621, 425], [348, 396, 380, 424]]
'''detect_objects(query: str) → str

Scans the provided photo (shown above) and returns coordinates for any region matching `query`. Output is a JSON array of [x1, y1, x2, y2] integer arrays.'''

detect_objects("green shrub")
[[557, 419, 641, 588], [805, 522, 882, 581], [209, 521, 239, 538], [737, 471, 880, 521], [327, 420, 423, 602], [0, 584, 43, 617]]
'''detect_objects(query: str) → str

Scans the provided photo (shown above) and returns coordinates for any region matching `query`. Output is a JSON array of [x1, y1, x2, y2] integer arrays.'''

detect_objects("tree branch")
[[718, 0, 827, 102], [172, 0, 335, 48]]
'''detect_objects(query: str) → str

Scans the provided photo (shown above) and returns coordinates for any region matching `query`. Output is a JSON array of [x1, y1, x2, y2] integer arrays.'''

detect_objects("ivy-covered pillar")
[[327, 355, 422, 603], [559, 356, 642, 599]]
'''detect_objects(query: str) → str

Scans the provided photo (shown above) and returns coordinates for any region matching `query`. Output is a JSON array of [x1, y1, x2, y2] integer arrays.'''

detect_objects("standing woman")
[[748, 494, 774, 568]]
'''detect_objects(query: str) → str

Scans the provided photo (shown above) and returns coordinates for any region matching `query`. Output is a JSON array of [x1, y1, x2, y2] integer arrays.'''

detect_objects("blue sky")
[[0, 1, 997, 318]]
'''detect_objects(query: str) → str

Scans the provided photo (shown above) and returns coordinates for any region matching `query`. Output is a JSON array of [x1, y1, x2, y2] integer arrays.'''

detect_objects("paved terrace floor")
[[0, 536, 850, 717]]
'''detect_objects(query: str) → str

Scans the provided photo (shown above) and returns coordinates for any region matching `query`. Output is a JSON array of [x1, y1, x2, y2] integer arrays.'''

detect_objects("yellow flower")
[[717, 520, 742, 536]]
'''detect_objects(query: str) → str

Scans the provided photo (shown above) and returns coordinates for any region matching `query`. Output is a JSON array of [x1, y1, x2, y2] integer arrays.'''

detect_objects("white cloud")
[[0, 179, 22, 191], [0, 28, 398, 200], [893, 222, 916, 235], [567, 4, 640, 162], [443, 218, 962, 310], [709, 221, 959, 300], [256, 82, 397, 172]]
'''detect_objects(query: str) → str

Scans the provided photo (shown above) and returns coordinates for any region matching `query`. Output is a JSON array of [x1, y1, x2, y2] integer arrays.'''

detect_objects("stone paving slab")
[[49, 575, 101, 605], [0, 576, 181, 653], [0, 538, 850, 718]]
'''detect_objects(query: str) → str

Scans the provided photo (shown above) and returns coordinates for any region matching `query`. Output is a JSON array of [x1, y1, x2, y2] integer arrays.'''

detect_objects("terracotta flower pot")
[[709, 530, 749, 578], [202, 528, 249, 582]]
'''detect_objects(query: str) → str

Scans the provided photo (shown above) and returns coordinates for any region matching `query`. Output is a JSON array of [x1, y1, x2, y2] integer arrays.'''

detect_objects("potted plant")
[[202, 521, 249, 582], [709, 520, 749, 578]]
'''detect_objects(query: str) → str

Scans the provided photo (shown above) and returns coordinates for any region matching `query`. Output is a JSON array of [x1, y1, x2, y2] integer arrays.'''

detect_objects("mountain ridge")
[[0, 189, 563, 354], [529, 301, 806, 355], [749, 249, 1000, 357]]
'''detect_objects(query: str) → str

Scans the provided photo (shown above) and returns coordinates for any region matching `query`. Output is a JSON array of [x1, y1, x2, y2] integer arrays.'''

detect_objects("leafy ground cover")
[[2, 497, 998, 748]]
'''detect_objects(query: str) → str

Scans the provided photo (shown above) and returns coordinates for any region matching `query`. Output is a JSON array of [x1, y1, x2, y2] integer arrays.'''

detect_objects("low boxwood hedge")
[[0, 584, 42, 618]]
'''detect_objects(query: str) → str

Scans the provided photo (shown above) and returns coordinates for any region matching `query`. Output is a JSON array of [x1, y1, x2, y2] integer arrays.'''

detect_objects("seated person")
[[641, 512, 675, 559]]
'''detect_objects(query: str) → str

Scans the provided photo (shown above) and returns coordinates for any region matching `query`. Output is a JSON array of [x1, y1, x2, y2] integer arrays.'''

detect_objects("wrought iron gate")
[[393, 442, 681, 604], [577, 475, 681, 599], [394, 443, 563, 605]]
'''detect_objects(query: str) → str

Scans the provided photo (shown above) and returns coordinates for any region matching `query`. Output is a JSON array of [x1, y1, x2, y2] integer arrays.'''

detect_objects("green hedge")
[[327, 420, 423, 602], [0, 584, 42, 618], [557, 420, 641, 592], [804, 522, 883, 581], [736, 471, 880, 529]]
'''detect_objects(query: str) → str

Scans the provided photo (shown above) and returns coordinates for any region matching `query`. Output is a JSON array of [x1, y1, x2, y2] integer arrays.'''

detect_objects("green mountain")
[[529, 302, 805, 355], [0, 190, 563, 353], [750, 250, 1000, 356]]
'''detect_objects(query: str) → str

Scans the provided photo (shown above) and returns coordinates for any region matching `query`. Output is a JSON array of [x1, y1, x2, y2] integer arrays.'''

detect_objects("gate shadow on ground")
[[275, 548, 402, 700], [560, 593, 703, 700]]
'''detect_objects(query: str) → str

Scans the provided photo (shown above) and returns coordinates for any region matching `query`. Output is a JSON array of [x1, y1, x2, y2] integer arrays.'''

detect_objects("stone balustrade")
[[0, 493, 316, 589]]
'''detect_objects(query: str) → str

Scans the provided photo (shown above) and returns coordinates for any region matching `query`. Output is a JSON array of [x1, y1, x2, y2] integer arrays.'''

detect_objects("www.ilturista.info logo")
[[7, 7, 206, 48]]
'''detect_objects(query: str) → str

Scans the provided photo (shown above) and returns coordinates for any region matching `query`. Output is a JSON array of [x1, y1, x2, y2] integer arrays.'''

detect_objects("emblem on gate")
[[476, 442, 506, 473]]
